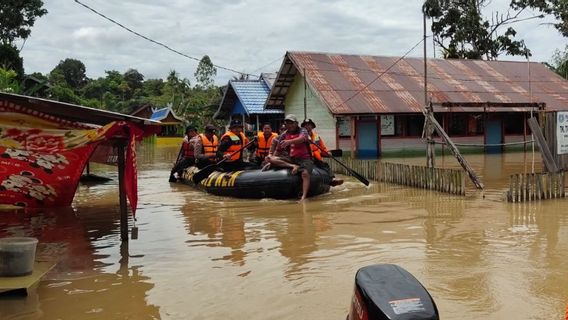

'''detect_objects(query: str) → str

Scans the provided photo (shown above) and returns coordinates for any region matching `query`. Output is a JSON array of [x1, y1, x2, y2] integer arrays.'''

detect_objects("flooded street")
[[2, 145, 568, 319]]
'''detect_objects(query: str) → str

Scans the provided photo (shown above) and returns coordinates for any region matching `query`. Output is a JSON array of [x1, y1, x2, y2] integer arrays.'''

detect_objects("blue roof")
[[231, 81, 283, 115], [150, 106, 184, 122], [150, 107, 169, 121]]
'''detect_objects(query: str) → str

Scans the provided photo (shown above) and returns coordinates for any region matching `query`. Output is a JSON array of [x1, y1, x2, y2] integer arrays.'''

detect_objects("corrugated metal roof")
[[266, 51, 568, 114], [232, 81, 282, 114], [215, 79, 284, 119]]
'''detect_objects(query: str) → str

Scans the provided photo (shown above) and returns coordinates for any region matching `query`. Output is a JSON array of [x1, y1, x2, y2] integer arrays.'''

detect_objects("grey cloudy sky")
[[17, 0, 566, 85]]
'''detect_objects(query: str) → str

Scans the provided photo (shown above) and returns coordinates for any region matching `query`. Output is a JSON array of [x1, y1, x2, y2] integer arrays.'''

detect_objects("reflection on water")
[[1, 145, 568, 319]]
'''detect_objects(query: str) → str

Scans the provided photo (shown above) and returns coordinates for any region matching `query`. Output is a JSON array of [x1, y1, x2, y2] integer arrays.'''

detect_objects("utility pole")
[[424, 10, 435, 169], [303, 68, 307, 120]]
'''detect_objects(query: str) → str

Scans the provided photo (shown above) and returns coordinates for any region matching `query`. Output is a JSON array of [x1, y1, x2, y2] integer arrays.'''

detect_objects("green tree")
[[194, 55, 217, 88], [0, 67, 20, 93], [124, 68, 144, 91], [142, 78, 164, 96], [184, 86, 222, 128], [50, 58, 88, 90], [549, 45, 568, 79], [0, 43, 24, 79], [22, 71, 50, 97], [48, 85, 82, 104], [512, 0, 568, 37], [0, 1, 47, 45], [423, 0, 531, 59], [154, 70, 192, 112]]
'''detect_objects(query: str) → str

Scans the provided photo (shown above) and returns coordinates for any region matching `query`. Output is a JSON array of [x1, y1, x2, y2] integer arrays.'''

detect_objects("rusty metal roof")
[[266, 51, 568, 114]]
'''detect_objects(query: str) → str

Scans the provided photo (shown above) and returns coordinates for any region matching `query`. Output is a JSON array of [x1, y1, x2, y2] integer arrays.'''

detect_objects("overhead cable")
[[74, 0, 256, 78], [332, 38, 425, 109]]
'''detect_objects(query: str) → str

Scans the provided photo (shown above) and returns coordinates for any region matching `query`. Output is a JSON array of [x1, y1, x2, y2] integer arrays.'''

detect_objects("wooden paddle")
[[310, 140, 370, 186], [173, 143, 185, 167], [192, 137, 256, 185], [169, 143, 186, 182]]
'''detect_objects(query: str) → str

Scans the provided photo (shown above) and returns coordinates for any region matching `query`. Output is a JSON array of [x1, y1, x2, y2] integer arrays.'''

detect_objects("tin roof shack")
[[215, 73, 283, 131], [0, 92, 160, 242], [266, 51, 568, 158]]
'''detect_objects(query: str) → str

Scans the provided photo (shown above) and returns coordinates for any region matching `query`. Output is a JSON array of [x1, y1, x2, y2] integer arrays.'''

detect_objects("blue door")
[[485, 118, 502, 154], [357, 122, 378, 158]]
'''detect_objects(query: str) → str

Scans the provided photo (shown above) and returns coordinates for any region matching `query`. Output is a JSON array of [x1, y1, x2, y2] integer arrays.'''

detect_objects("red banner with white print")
[[0, 109, 143, 214]]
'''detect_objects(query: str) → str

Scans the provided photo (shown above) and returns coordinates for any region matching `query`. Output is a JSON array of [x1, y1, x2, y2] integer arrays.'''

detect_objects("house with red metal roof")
[[265, 51, 568, 158]]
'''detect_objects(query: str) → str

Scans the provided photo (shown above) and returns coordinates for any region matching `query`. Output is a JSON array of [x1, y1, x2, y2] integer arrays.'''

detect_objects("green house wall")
[[284, 73, 337, 149]]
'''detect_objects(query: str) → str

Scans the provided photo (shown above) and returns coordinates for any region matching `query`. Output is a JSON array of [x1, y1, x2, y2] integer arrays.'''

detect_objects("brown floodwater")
[[1, 145, 568, 319]]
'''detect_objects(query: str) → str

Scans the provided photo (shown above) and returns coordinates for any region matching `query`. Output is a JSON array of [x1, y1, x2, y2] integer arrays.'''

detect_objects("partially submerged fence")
[[505, 172, 565, 202], [325, 159, 465, 195]]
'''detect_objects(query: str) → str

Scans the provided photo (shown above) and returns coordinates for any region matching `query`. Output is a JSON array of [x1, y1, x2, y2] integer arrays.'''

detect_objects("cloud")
[[16, 0, 566, 84]]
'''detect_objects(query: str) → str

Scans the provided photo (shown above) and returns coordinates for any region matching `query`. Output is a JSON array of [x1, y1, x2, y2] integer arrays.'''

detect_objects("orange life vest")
[[220, 131, 247, 162], [199, 133, 218, 158], [256, 131, 277, 159], [309, 132, 324, 161]]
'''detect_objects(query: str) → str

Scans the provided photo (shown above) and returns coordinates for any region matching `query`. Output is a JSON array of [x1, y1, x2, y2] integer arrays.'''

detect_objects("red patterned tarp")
[[0, 103, 145, 214]]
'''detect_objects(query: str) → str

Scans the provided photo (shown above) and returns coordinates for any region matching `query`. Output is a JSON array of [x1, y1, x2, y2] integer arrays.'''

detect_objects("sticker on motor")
[[389, 297, 425, 314]]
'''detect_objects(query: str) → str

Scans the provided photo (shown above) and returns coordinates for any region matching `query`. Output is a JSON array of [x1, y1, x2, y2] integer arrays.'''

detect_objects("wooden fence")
[[325, 159, 465, 195], [505, 172, 565, 202]]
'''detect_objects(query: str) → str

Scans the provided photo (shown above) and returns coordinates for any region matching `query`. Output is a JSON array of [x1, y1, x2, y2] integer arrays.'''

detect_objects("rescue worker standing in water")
[[301, 118, 344, 187]]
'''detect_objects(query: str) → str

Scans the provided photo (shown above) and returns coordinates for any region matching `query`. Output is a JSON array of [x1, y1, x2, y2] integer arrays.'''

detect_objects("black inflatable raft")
[[181, 166, 332, 199]]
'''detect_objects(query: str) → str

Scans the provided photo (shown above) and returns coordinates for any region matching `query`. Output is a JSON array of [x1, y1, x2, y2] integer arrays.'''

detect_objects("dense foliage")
[[423, 0, 567, 60], [0, 0, 47, 45], [423, 0, 531, 59]]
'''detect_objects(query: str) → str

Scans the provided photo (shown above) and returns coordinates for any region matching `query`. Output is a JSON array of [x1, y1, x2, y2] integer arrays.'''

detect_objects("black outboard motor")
[[347, 264, 439, 320]]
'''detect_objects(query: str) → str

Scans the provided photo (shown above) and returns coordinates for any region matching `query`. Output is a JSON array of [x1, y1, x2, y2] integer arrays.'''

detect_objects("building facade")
[[266, 52, 568, 158]]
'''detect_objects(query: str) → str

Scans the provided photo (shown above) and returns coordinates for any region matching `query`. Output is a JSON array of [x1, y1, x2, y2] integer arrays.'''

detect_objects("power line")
[[74, 0, 257, 78], [332, 37, 425, 110], [249, 55, 284, 75]]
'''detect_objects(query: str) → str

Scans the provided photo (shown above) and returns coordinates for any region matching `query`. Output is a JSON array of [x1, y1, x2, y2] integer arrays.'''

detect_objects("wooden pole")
[[303, 68, 307, 120], [351, 116, 356, 159], [117, 140, 128, 242]]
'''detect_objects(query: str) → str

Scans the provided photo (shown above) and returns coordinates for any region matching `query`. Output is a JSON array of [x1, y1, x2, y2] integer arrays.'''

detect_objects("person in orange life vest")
[[194, 124, 219, 169], [169, 125, 198, 182], [216, 119, 255, 172], [265, 114, 313, 202], [253, 123, 278, 164], [301, 119, 344, 187]]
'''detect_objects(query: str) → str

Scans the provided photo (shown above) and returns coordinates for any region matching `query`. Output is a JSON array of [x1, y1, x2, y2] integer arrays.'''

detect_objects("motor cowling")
[[347, 264, 439, 320]]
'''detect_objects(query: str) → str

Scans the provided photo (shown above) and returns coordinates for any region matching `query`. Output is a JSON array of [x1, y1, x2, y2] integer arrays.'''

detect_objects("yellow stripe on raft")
[[202, 171, 243, 188], [228, 171, 242, 187]]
